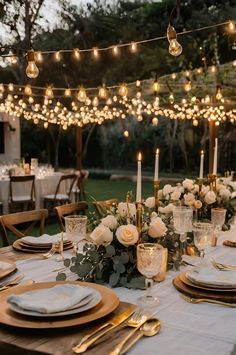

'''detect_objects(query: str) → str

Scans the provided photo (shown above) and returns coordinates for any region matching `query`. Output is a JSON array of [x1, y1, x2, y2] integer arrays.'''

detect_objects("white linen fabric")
[[4, 225, 236, 354], [7, 284, 93, 313], [0, 261, 12, 270]]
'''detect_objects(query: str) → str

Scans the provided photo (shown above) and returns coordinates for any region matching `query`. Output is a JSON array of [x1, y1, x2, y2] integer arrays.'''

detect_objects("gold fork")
[[181, 294, 236, 308], [210, 258, 236, 271], [72, 307, 148, 354]]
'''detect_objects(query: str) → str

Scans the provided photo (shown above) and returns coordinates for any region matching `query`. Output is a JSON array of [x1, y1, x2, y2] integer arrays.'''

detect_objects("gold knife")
[[72, 306, 136, 354]]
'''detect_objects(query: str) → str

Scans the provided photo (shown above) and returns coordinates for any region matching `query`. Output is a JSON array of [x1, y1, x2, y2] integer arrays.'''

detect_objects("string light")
[[10, 55, 17, 65], [77, 87, 87, 102], [171, 73, 177, 79], [35, 51, 43, 63], [45, 87, 53, 98], [123, 130, 129, 138], [24, 85, 32, 96], [184, 80, 192, 92], [152, 117, 158, 126], [216, 86, 223, 100], [54, 51, 61, 62], [153, 78, 160, 93], [8, 83, 14, 91], [229, 21, 235, 31], [26, 49, 39, 79], [98, 85, 108, 99], [64, 88, 71, 97], [167, 24, 182, 56], [92, 47, 99, 59], [112, 46, 119, 56], [211, 65, 216, 73], [118, 83, 128, 97], [73, 48, 80, 60], [130, 42, 137, 53], [0, 84, 4, 93]]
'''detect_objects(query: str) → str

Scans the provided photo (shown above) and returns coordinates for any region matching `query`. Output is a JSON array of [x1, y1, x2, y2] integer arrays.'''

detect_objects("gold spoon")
[[110, 318, 161, 355]]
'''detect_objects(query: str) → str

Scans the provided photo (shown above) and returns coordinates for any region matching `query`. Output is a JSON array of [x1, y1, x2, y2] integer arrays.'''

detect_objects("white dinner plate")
[[8, 288, 101, 317], [186, 267, 236, 287]]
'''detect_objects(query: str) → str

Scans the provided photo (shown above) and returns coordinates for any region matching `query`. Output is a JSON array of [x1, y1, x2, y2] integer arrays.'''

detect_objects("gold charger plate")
[[0, 260, 16, 280], [0, 281, 120, 329], [12, 240, 73, 253], [180, 272, 236, 292], [20, 240, 71, 249]]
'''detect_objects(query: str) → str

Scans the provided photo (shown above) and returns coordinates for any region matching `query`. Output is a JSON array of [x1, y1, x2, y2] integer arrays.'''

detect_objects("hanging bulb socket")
[[167, 25, 182, 56]]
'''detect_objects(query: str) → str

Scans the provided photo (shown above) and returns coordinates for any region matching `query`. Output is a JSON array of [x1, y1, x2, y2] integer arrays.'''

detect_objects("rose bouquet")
[[56, 200, 179, 289], [145, 178, 236, 228]]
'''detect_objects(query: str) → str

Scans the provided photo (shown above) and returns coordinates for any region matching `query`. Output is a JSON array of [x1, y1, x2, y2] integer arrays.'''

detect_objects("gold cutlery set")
[[72, 307, 161, 354]]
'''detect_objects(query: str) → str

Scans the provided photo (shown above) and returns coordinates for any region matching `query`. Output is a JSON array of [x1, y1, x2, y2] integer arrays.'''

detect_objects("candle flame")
[[138, 152, 142, 161], [201, 150, 204, 155], [156, 148, 159, 154]]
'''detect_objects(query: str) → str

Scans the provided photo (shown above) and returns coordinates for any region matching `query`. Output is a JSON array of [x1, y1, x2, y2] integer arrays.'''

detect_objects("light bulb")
[[153, 79, 160, 93], [54, 51, 61, 62], [171, 73, 176, 79], [26, 50, 39, 79], [130, 42, 137, 53], [211, 65, 216, 73], [112, 46, 119, 56], [167, 25, 182, 56], [10, 55, 18, 65], [169, 93, 174, 103], [45, 87, 53, 98], [35, 51, 43, 63], [92, 47, 99, 59], [44, 122, 48, 129], [229, 21, 235, 31], [216, 87, 223, 100], [184, 81, 192, 92], [77, 87, 87, 102], [152, 117, 158, 126], [64, 88, 71, 97], [0, 84, 4, 93], [123, 130, 129, 138], [118, 84, 128, 97], [8, 83, 14, 91], [24, 85, 32, 96], [73, 48, 80, 60], [98, 85, 107, 99]]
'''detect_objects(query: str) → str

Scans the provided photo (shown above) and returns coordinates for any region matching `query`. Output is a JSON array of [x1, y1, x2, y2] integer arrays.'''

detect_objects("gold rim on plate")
[[185, 271, 236, 289], [0, 280, 120, 329], [12, 239, 73, 253]]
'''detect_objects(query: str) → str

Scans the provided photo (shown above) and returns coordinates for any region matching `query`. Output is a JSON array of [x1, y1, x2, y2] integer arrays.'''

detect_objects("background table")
[[0, 226, 236, 354]]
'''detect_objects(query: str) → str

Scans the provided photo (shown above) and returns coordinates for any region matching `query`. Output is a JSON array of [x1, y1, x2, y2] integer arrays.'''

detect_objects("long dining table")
[[0, 226, 236, 355]]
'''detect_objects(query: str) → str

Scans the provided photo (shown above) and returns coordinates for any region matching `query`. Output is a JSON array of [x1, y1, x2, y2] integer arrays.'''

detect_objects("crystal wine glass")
[[137, 243, 163, 309], [64, 215, 87, 252], [173, 206, 193, 254], [211, 208, 226, 237], [193, 222, 213, 258]]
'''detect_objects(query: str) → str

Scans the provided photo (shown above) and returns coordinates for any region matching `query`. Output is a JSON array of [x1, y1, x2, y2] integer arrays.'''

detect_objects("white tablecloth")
[[0, 173, 70, 213], [3, 225, 236, 355]]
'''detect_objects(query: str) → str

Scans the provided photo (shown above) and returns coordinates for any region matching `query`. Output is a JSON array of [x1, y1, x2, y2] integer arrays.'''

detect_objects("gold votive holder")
[[135, 202, 143, 244], [208, 173, 217, 192], [154, 180, 160, 213]]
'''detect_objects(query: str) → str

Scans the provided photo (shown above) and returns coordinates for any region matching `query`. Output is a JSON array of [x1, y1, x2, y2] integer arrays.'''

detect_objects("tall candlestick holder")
[[136, 202, 143, 244], [154, 180, 160, 213], [197, 178, 204, 220], [208, 174, 217, 192]]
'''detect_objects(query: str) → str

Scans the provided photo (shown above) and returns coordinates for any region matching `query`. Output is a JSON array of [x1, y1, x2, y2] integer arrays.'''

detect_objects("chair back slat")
[[54, 174, 77, 200], [55, 202, 88, 231], [0, 209, 48, 246]]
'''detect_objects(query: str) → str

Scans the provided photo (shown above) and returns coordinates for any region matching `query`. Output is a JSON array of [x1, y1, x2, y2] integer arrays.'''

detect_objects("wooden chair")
[[93, 198, 119, 217], [0, 209, 48, 247], [55, 202, 88, 232], [76, 170, 89, 201], [43, 174, 77, 213], [9, 175, 35, 213], [0, 202, 3, 215]]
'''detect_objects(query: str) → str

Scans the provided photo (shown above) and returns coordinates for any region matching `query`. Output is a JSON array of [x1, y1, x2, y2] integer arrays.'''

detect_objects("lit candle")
[[154, 148, 159, 181], [199, 150, 204, 179], [136, 152, 142, 202], [213, 138, 218, 175]]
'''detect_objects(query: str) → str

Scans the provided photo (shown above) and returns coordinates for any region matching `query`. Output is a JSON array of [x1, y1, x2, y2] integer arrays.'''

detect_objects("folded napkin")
[[223, 240, 236, 248], [21, 233, 67, 245], [186, 267, 236, 286], [0, 261, 12, 270], [7, 284, 93, 314]]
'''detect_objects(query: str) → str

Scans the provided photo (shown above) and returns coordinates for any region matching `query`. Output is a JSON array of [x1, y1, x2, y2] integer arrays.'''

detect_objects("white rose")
[[194, 200, 202, 209], [216, 183, 225, 192], [219, 188, 231, 200], [101, 215, 118, 230], [182, 179, 194, 191], [171, 190, 181, 201], [184, 193, 195, 206], [90, 224, 113, 246], [150, 211, 158, 220], [163, 184, 173, 195], [116, 224, 139, 246], [231, 191, 236, 199], [148, 217, 167, 238], [144, 197, 155, 209], [205, 191, 216, 205], [192, 184, 199, 194], [202, 185, 210, 195], [158, 203, 175, 214], [158, 189, 163, 199], [117, 202, 136, 218]]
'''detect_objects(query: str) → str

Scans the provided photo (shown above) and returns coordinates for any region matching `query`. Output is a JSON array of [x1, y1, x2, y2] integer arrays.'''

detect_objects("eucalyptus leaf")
[[106, 245, 115, 256], [64, 259, 71, 267], [56, 272, 66, 281], [114, 263, 126, 274], [109, 272, 120, 287], [120, 252, 129, 264], [76, 253, 85, 263], [77, 263, 92, 277]]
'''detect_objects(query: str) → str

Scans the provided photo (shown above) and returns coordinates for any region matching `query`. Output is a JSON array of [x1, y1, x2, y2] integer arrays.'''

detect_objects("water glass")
[[137, 243, 163, 309], [173, 206, 193, 243], [211, 208, 226, 232], [64, 215, 87, 250], [193, 222, 213, 258]]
